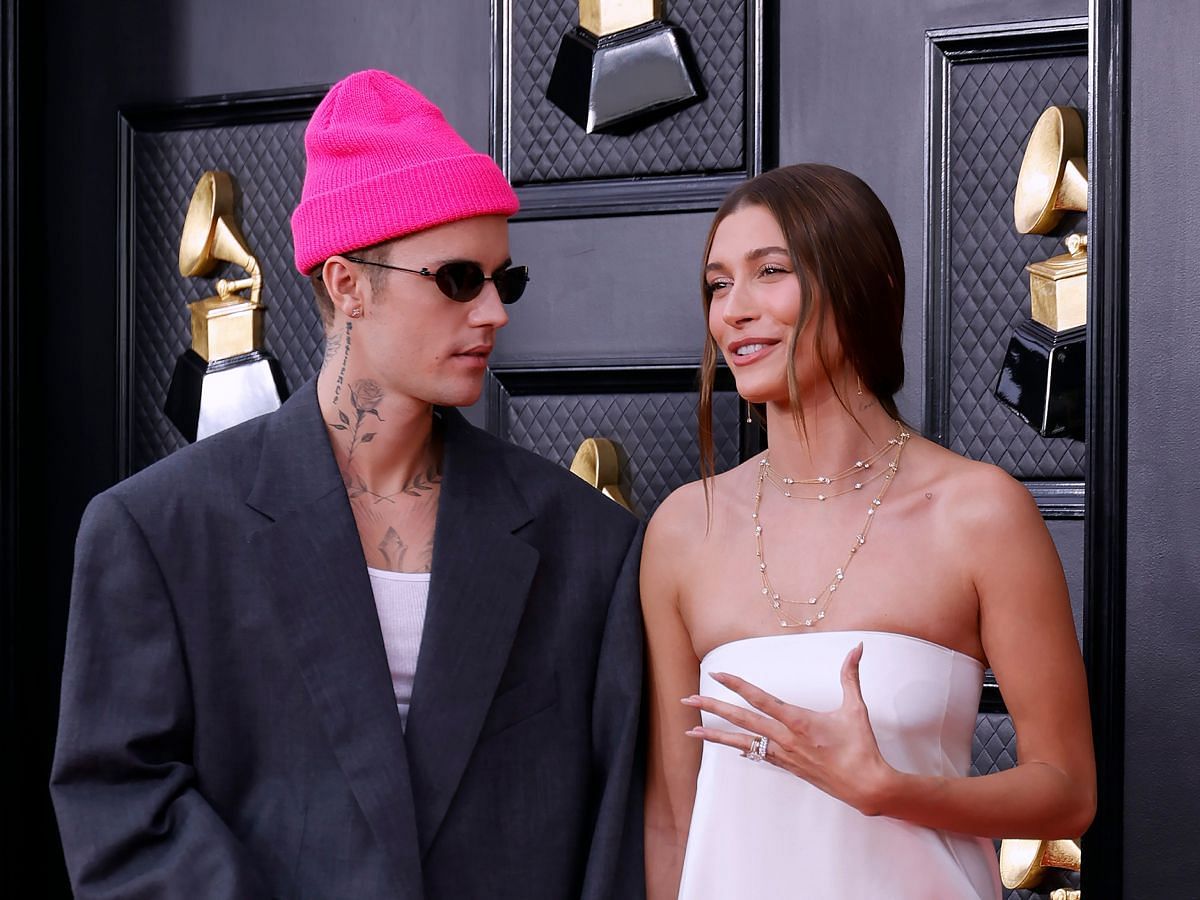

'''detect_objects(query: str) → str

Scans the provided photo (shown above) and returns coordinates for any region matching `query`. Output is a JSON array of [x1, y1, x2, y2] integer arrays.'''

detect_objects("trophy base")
[[545, 21, 702, 134], [994, 319, 1085, 441], [165, 349, 289, 443]]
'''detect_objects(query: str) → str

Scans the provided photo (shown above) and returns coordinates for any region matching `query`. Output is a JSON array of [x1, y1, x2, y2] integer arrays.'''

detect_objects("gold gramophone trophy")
[[545, 0, 702, 134], [1000, 838, 1082, 899], [994, 105, 1088, 440], [569, 437, 633, 511], [164, 171, 287, 442]]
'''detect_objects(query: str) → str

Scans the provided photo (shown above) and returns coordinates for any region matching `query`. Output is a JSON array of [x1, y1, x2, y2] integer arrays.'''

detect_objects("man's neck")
[[316, 326, 440, 498]]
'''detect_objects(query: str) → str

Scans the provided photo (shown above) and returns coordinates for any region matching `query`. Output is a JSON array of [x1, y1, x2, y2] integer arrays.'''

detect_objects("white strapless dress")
[[677, 631, 1002, 899]]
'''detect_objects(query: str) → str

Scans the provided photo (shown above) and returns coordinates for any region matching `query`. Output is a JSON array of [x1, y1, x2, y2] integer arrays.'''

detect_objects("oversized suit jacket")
[[51, 380, 645, 899]]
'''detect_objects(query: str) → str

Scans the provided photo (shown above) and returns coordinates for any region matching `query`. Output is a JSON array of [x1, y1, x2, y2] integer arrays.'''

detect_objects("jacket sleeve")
[[50, 491, 273, 899], [580, 522, 647, 900]]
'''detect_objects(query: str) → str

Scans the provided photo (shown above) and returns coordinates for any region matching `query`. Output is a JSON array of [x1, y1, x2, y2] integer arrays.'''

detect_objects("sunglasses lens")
[[436, 262, 486, 301], [433, 262, 529, 304], [495, 266, 529, 305]]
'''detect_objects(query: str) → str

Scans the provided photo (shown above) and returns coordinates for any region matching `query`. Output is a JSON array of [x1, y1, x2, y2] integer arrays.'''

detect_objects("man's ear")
[[321, 256, 368, 318]]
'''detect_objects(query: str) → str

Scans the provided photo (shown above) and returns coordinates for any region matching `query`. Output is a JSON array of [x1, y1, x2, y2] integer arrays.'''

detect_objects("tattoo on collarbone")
[[402, 465, 442, 497], [331, 321, 352, 406], [347, 462, 442, 505]]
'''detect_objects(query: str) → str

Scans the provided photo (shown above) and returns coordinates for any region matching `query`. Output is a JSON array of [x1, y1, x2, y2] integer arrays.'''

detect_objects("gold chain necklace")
[[754, 425, 911, 627], [760, 435, 896, 495]]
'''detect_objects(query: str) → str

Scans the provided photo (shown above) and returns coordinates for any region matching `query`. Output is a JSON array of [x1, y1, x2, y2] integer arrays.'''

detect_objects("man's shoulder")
[[103, 411, 272, 515]]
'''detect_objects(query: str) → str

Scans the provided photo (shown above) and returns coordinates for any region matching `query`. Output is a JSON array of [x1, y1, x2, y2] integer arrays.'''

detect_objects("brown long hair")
[[698, 163, 906, 480]]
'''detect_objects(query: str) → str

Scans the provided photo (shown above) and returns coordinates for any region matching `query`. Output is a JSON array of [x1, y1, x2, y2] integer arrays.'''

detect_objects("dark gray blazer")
[[51, 380, 645, 900]]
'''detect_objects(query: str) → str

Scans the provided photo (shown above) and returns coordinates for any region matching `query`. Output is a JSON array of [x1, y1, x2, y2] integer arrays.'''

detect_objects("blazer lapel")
[[245, 380, 424, 897], [403, 408, 539, 857]]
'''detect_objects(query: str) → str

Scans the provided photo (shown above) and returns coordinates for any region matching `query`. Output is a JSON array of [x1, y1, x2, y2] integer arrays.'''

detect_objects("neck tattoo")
[[753, 423, 910, 628], [332, 321, 352, 406]]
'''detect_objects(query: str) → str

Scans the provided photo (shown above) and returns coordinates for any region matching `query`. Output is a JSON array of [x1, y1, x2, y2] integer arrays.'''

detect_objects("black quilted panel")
[[946, 54, 1087, 478], [972, 712, 1018, 776], [131, 120, 322, 471], [973, 713, 1080, 899], [502, 390, 740, 518], [507, 0, 746, 183]]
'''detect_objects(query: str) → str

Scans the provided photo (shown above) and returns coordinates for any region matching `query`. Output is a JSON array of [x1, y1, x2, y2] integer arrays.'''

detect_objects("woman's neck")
[[760, 390, 899, 482]]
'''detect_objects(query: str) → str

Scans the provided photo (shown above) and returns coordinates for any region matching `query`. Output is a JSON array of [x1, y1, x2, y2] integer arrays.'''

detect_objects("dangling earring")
[[856, 374, 864, 396]]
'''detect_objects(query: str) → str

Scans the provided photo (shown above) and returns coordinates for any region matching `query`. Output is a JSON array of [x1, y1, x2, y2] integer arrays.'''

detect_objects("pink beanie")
[[291, 70, 519, 274]]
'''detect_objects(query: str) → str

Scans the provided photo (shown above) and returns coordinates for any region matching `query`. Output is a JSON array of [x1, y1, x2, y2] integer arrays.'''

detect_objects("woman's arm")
[[641, 493, 704, 900], [877, 467, 1095, 837], [685, 467, 1096, 840]]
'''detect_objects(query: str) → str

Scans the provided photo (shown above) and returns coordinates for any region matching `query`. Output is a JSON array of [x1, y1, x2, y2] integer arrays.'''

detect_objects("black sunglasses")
[[342, 255, 529, 305]]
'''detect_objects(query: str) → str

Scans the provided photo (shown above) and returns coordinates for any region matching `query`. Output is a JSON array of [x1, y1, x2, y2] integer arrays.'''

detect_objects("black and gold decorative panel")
[[927, 20, 1088, 516], [118, 91, 325, 475], [493, 0, 768, 217]]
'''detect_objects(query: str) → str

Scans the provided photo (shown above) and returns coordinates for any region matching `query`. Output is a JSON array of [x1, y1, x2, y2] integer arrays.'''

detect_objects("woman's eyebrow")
[[746, 245, 790, 261]]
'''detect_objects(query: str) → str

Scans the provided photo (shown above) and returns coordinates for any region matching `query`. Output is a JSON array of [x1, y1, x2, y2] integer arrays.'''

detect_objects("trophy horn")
[[1014, 105, 1088, 234], [178, 170, 261, 305], [999, 838, 1082, 890], [570, 437, 633, 511]]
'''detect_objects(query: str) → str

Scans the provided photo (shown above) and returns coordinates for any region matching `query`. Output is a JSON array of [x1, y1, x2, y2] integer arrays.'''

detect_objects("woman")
[[641, 164, 1095, 899]]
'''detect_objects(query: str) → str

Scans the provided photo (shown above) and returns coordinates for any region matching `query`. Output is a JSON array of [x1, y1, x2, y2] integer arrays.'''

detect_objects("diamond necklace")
[[754, 425, 911, 627]]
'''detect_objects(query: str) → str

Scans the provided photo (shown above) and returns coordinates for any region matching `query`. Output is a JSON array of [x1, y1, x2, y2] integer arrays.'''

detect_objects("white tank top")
[[366, 568, 431, 728]]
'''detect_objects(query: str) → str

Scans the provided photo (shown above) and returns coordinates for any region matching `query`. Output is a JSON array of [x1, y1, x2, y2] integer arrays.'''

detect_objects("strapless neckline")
[[700, 629, 985, 669]]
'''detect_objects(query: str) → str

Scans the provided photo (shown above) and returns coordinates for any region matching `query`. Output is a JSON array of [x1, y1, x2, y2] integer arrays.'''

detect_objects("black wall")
[[1123, 0, 1200, 893], [4, 0, 1198, 894]]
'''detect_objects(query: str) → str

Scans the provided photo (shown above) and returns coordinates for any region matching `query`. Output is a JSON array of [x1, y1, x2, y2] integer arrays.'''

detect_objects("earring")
[[350, 307, 363, 319], [856, 374, 864, 396]]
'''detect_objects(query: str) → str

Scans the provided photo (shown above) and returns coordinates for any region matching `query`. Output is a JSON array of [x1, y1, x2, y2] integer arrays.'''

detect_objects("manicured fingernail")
[[711, 672, 729, 682], [680, 695, 701, 706], [684, 728, 703, 737]]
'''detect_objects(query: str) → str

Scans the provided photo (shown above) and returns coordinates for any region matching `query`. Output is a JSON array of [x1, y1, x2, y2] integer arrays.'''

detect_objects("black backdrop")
[[3, 0, 1199, 895]]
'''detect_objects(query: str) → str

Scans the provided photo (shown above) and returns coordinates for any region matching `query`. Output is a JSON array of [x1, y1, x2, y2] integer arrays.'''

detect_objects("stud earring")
[[350, 307, 363, 319]]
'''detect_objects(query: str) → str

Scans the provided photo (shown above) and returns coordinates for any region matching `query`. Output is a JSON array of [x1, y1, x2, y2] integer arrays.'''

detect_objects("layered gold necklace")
[[754, 424, 911, 628]]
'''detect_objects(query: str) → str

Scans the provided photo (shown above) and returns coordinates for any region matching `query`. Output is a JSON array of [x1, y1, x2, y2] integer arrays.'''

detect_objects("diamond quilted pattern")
[[131, 119, 321, 471], [507, 0, 746, 183], [946, 54, 1087, 478], [972, 712, 1018, 775], [503, 390, 739, 518]]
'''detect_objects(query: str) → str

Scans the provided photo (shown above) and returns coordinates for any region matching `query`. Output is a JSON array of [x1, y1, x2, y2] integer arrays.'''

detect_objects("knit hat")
[[291, 70, 519, 274]]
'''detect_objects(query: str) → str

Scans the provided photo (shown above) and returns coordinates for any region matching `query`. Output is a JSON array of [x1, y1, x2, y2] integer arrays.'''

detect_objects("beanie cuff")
[[291, 153, 519, 274]]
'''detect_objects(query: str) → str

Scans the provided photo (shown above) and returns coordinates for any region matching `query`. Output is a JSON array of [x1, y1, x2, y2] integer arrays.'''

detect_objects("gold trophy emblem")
[[994, 105, 1088, 439], [164, 171, 287, 442], [569, 437, 633, 511], [1000, 837, 1081, 898]]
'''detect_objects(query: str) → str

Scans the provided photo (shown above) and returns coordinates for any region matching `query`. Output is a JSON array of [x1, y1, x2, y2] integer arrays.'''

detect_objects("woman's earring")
[[856, 374, 864, 396], [350, 307, 363, 319]]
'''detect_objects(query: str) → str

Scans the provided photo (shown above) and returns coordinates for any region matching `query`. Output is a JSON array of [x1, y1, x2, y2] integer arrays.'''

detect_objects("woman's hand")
[[682, 642, 896, 815]]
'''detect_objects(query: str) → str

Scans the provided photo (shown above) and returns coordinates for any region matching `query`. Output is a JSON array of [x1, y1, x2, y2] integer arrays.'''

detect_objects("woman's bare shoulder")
[[908, 435, 1042, 535], [646, 457, 760, 548]]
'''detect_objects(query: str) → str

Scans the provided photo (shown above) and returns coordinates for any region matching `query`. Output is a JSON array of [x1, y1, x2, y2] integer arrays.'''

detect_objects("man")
[[51, 70, 644, 899]]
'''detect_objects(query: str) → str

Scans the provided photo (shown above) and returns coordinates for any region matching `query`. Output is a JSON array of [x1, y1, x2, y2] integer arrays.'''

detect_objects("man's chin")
[[429, 378, 486, 409]]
